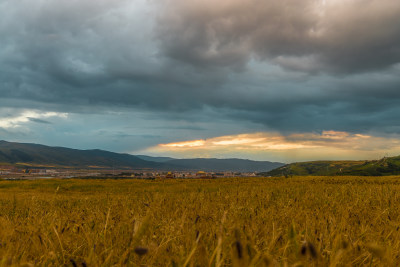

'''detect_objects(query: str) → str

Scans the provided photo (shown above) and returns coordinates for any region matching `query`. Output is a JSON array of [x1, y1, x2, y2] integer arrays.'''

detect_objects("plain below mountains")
[[0, 140, 283, 172]]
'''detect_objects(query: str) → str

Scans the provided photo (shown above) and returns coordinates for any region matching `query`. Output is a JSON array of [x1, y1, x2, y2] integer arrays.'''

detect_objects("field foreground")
[[0, 177, 400, 266]]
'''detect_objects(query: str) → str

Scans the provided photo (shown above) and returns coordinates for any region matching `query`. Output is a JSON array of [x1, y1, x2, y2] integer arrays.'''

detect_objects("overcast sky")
[[1, 0, 400, 162]]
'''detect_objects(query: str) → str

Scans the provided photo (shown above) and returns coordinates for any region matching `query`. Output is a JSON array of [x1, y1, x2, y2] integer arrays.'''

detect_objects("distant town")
[[0, 165, 260, 180]]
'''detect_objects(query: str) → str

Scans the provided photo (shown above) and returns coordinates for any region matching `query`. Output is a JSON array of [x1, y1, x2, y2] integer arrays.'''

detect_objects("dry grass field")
[[0, 176, 400, 266]]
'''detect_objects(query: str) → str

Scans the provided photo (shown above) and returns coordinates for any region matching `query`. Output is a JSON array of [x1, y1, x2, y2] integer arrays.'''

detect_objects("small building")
[[165, 172, 174, 179], [196, 171, 213, 179]]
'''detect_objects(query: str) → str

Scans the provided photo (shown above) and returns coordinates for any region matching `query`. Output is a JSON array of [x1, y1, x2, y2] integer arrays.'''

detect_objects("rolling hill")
[[263, 156, 400, 176], [0, 140, 163, 169]]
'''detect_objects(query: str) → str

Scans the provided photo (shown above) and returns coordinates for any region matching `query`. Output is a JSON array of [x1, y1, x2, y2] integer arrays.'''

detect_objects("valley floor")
[[0, 177, 400, 266]]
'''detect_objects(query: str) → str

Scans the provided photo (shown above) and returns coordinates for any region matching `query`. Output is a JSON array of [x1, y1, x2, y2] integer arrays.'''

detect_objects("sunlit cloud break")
[[147, 131, 400, 162], [0, 110, 68, 129], [162, 140, 206, 148], [160, 134, 310, 150]]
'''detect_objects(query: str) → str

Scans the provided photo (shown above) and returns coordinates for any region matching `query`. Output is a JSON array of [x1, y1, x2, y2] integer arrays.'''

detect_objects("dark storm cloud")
[[28, 118, 52, 124], [156, 0, 400, 73], [1, 0, 400, 139], [0, 0, 224, 111]]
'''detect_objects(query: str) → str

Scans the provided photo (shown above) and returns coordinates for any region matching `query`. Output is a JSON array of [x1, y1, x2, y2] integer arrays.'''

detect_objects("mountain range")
[[3, 140, 400, 176], [0, 140, 283, 172]]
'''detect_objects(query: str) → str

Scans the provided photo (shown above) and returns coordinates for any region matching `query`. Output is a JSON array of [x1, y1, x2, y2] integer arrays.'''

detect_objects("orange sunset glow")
[[142, 131, 400, 162]]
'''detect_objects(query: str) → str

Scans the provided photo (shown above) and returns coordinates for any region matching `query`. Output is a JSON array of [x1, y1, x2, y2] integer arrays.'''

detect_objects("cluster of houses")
[[0, 165, 259, 179], [129, 171, 258, 179], [0, 166, 101, 179]]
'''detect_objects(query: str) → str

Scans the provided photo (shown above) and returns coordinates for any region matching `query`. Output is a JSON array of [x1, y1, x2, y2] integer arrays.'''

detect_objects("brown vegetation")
[[0, 177, 400, 266]]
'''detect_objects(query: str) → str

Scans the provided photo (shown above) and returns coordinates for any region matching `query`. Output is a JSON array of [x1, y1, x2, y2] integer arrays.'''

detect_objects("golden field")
[[0, 177, 400, 266]]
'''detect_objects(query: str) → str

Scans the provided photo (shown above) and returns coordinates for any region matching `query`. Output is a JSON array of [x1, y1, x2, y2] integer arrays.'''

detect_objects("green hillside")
[[0, 140, 162, 169], [263, 156, 400, 176]]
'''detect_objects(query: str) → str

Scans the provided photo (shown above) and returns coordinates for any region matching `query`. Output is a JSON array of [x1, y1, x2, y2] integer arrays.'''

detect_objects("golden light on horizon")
[[160, 139, 206, 148], [212, 137, 266, 146], [141, 131, 400, 162]]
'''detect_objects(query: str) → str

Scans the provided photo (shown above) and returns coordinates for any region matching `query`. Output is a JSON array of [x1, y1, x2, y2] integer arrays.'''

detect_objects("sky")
[[1, 0, 400, 162]]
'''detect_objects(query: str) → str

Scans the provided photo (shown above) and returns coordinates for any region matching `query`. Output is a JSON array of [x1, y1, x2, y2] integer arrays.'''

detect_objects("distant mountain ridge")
[[0, 140, 162, 169], [136, 155, 284, 172], [262, 156, 400, 176], [136, 155, 175, 162], [163, 158, 283, 172], [0, 140, 283, 172]]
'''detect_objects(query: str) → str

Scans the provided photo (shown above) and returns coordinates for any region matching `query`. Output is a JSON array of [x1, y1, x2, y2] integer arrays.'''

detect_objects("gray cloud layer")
[[157, 0, 400, 73], [1, 0, 400, 142]]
